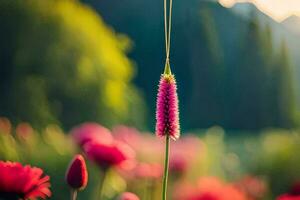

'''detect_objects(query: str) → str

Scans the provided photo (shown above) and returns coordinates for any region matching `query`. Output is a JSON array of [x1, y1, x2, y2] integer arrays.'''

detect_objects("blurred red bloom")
[[71, 123, 113, 147], [16, 122, 34, 141], [277, 182, 300, 200], [134, 163, 163, 179], [174, 177, 246, 200], [277, 195, 300, 200], [169, 135, 204, 175], [113, 126, 142, 148], [169, 157, 188, 174], [113, 126, 165, 164], [290, 182, 300, 195], [65, 154, 88, 190], [235, 175, 267, 200], [0, 161, 51, 200], [84, 141, 135, 170], [118, 192, 140, 200], [0, 117, 11, 134]]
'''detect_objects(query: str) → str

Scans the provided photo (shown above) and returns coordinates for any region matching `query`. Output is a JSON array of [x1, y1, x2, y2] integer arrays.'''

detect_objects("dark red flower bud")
[[65, 154, 88, 190]]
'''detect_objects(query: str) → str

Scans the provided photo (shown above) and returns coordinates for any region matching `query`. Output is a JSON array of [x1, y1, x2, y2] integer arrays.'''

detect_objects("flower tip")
[[66, 154, 88, 190], [164, 61, 172, 75]]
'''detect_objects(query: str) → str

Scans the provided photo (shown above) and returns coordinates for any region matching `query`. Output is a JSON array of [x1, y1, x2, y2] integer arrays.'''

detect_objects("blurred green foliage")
[[226, 128, 300, 198], [0, 0, 146, 130]]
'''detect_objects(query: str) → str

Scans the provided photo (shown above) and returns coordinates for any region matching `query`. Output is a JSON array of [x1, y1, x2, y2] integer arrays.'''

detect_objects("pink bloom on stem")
[[118, 192, 140, 200], [65, 154, 88, 190], [71, 123, 113, 147], [84, 141, 135, 170], [156, 74, 180, 140], [0, 161, 51, 199]]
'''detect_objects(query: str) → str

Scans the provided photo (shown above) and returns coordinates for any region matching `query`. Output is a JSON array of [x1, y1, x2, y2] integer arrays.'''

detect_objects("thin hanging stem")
[[163, 0, 174, 74], [162, 135, 170, 200], [164, 0, 168, 57], [167, 0, 173, 60], [70, 189, 77, 200]]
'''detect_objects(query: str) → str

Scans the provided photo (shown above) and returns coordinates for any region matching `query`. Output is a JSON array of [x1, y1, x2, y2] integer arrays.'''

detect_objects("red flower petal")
[[0, 161, 51, 200]]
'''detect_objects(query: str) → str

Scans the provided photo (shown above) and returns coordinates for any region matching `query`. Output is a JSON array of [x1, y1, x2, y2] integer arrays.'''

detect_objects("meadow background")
[[1, 0, 300, 199]]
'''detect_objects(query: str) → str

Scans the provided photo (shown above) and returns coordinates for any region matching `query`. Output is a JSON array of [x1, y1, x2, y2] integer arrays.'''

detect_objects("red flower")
[[235, 175, 267, 200], [118, 192, 140, 200], [290, 182, 300, 196], [84, 141, 135, 170], [0, 161, 51, 200], [277, 182, 300, 200], [277, 195, 300, 200], [65, 154, 88, 190], [173, 177, 246, 200], [113, 126, 165, 163], [156, 74, 180, 140], [71, 123, 113, 147]]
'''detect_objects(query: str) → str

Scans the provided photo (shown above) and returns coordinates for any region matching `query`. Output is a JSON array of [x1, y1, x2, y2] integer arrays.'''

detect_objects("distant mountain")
[[232, 2, 286, 46], [282, 15, 300, 35], [232, 2, 300, 102], [231, 2, 259, 18]]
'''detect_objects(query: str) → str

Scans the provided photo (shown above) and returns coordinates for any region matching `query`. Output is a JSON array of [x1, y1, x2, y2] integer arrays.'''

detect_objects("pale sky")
[[219, 0, 300, 21]]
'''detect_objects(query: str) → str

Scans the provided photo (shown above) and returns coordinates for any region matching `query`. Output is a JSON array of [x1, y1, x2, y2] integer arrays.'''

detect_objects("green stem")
[[162, 135, 170, 200], [98, 169, 108, 200], [150, 180, 155, 200], [164, 60, 172, 75], [143, 180, 148, 200], [70, 189, 77, 200]]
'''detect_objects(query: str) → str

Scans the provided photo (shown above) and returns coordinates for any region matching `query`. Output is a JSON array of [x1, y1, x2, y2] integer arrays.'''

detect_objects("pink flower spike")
[[156, 74, 180, 140], [65, 154, 88, 190]]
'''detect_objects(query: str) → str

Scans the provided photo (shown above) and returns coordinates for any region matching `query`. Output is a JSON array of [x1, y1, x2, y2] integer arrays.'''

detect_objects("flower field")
[[0, 118, 299, 199]]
